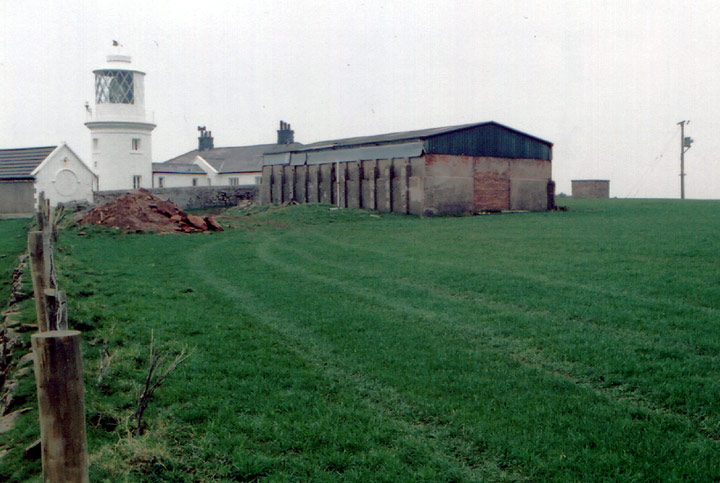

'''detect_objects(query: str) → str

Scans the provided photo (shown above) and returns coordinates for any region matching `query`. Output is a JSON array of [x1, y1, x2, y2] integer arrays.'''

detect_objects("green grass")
[[0, 218, 30, 301], [2, 199, 719, 481]]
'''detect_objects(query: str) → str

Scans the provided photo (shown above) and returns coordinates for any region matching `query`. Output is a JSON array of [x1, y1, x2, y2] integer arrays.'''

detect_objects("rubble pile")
[[79, 190, 223, 233]]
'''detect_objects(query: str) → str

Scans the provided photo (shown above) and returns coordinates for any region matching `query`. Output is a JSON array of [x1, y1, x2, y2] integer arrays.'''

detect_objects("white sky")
[[1, 0, 719, 198]]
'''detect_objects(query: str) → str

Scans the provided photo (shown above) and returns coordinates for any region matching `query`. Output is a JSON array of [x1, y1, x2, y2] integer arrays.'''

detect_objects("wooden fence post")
[[44, 288, 68, 331], [37, 192, 46, 233], [31, 330, 89, 483], [28, 231, 49, 331]]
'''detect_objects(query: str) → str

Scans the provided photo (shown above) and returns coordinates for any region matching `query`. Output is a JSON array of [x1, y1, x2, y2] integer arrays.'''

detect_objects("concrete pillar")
[[375, 159, 390, 212], [347, 161, 360, 209], [337, 163, 347, 208], [307, 165, 319, 202], [320, 164, 333, 204], [259, 166, 272, 204], [283, 165, 294, 203], [271, 165, 283, 204], [361, 160, 377, 211], [391, 159, 409, 214], [295, 165, 307, 203], [384, 165, 393, 212]]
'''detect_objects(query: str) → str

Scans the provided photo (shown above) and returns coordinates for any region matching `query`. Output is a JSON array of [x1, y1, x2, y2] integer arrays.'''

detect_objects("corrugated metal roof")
[[152, 162, 205, 174], [0, 146, 56, 180], [158, 142, 304, 174], [276, 121, 552, 153], [264, 142, 425, 166]]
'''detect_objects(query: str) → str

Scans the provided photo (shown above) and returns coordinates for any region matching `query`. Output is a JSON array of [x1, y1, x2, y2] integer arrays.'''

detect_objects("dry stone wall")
[[94, 185, 257, 210]]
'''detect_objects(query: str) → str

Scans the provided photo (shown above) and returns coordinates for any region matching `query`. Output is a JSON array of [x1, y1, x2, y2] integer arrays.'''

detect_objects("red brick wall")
[[474, 171, 510, 211]]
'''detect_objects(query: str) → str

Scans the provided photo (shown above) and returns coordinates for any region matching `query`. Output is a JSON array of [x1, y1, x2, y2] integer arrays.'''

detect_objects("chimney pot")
[[198, 126, 214, 151], [277, 120, 294, 145]]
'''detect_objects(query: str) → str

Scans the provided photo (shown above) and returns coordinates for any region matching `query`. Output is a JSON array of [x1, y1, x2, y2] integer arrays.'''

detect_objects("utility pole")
[[677, 120, 694, 199]]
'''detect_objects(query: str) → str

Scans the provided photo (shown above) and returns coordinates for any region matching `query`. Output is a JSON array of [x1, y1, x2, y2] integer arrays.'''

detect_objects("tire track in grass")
[[284, 229, 720, 362], [273, 229, 719, 364], [311, 229, 720, 321], [300, 231, 720, 434], [256, 232, 720, 444], [301, 229, 720, 373], [245, 232, 719, 480], [185, 235, 528, 482]]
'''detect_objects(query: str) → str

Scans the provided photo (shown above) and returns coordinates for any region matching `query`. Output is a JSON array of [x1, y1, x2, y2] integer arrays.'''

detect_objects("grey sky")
[[2, 0, 718, 198]]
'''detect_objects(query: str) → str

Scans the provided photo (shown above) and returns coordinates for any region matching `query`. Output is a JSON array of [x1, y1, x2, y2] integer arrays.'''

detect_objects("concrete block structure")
[[261, 121, 554, 215], [572, 179, 610, 198]]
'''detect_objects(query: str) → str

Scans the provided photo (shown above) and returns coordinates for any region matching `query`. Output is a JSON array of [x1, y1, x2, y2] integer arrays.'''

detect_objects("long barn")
[[260, 121, 554, 215]]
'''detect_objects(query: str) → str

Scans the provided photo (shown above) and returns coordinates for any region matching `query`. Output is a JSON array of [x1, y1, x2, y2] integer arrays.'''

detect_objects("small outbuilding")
[[0, 145, 97, 215], [571, 180, 610, 198], [260, 121, 554, 215]]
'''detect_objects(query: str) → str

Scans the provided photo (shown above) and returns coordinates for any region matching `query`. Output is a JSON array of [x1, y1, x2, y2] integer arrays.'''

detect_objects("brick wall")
[[473, 172, 510, 211]]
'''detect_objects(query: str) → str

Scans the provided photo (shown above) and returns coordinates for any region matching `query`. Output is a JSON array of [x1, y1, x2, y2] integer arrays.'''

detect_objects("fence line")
[[28, 192, 89, 482]]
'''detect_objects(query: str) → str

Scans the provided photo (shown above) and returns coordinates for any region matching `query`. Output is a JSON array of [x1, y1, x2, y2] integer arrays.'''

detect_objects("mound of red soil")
[[79, 190, 223, 233]]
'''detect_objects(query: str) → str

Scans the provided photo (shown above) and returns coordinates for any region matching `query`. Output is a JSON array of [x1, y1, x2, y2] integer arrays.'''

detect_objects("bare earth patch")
[[79, 190, 223, 233]]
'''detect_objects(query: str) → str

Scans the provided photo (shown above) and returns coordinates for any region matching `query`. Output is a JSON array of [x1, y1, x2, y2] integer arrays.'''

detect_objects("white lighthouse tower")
[[85, 48, 155, 191]]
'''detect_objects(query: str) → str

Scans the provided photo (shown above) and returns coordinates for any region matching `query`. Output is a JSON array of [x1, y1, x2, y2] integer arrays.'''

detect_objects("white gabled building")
[[85, 49, 155, 191], [0, 144, 97, 214]]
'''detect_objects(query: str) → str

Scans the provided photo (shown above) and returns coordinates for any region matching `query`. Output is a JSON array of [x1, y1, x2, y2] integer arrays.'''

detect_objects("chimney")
[[197, 125, 214, 151], [277, 120, 294, 144]]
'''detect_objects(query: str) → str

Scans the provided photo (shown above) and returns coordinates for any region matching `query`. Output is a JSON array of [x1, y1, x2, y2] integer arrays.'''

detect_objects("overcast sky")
[[2, 0, 719, 198]]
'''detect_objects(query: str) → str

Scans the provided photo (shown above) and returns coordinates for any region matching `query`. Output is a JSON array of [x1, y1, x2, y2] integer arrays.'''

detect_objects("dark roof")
[[158, 142, 304, 174], [279, 121, 552, 153], [152, 162, 205, 174], [0, 146, 56, 180]]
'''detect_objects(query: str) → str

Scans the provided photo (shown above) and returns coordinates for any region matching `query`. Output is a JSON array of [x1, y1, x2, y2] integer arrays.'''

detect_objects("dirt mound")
[[79, 190, 223, 233]]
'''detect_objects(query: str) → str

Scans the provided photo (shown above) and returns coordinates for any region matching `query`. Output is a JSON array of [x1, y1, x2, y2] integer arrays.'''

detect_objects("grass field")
[[0, 218, 30, 302], [2, 199, 719, 481]]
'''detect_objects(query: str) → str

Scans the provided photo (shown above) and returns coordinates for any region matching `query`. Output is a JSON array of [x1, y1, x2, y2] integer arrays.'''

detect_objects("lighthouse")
[[85, 48, 155, 191]]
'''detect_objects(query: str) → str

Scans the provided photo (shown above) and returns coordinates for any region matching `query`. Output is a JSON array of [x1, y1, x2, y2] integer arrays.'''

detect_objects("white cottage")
[[153, 123, 302, 188], [0, 144, 97, 214]]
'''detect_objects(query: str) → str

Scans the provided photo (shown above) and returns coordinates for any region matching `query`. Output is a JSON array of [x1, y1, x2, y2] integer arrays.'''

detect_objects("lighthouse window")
[[133, 175, 142, 189], [132, 138, 141, 151], [95, 70, 134, 104]]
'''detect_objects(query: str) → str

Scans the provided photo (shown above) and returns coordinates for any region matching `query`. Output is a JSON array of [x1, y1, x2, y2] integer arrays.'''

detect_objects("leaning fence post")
[[31, 330, 89, 483]]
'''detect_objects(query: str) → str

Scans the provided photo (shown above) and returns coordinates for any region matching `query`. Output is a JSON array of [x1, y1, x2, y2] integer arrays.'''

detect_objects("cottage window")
[[192, 178, 198, 187], [229, 177, 239, 186], [158, 176, 164, 188]]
